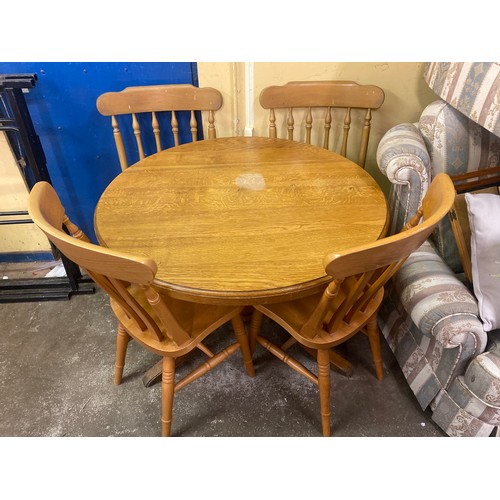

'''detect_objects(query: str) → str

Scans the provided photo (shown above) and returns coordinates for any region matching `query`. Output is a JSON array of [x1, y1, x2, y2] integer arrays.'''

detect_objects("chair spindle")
[[152, 111, 161, 153]]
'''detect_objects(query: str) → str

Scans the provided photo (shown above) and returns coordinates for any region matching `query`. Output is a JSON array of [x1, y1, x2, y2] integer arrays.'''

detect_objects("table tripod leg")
[[327, 348, 354, 377], [302, 346, 353, 377], [142, 360, 163, 387]]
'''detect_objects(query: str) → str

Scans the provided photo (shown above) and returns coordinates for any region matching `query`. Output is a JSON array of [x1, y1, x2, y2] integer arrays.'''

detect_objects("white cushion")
[[466, 193, 500, 331]]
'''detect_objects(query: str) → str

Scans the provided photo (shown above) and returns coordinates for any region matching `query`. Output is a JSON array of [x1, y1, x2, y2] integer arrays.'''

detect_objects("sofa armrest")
[[377, 123, 431, 189], [394, 240, 487, 355], [377, 123, 432, 232]]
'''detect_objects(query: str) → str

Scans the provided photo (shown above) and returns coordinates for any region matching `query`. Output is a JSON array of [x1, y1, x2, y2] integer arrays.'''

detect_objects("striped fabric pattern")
[[419, 99, 500, 178], [420, 100, 500, 272], [432, 377, 497, 437], [432, 352, 500, 436], [376, 87, 500, 435], [378, 100, 500, 273], [376, 123, 430, 235], [380, 283, 481, 411], [394, 241, 484, 349], [424, 62, 500, 137], [464, 352, 500, 406], [379, 241, 486, 410]]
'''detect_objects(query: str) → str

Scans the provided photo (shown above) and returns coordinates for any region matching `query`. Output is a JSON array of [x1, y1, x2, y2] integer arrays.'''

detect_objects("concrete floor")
[[0, 281, 447, 438]]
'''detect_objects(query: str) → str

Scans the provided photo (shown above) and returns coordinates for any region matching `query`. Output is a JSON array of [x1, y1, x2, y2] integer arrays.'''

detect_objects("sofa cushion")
[[432, 376, 499, 435], [463, 352, 500, 407], [466, 192, 500, 331], [450, 185, 500, 284]]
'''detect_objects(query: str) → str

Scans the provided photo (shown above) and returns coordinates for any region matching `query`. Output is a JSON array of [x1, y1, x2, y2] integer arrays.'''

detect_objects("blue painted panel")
[[0, 62, 198, 243]]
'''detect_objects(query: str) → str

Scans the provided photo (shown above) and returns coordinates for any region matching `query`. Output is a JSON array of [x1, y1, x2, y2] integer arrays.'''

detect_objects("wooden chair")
[[249, 173, 455, 436], [259, 81, 385, 168], [27, 181, 255, 437], [96, 84, 223, 171], [449, 166, 500, 284]]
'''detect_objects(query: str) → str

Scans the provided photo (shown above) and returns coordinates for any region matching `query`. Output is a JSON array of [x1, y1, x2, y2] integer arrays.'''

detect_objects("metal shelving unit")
[[0, 73, 94, 302]]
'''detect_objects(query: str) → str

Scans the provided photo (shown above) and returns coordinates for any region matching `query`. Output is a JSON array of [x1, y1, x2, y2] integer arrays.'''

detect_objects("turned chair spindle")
[[97, 84, 223, 171], [259, 80, 385, 169], [250, 174, 455, 436], [28, 181, 254, 437]]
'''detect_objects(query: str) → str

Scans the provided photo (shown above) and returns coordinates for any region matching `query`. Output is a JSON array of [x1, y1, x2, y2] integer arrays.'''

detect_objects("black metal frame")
[[0, 73, 95, 302]]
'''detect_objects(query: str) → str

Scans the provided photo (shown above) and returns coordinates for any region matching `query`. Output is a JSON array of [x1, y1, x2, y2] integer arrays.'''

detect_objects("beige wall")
[[198, 62, 438, 191], [1, 63, 438, 255]]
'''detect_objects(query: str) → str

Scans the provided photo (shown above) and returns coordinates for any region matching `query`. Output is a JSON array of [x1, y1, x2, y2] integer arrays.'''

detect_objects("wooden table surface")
[[94, 136, 388, 305]]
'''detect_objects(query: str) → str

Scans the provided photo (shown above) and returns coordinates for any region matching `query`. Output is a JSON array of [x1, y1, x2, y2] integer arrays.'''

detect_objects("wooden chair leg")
[[231, 314, 256, 377], [248, 309, 263, 355], [317, 348, 331, 437], [161, 357, 176, 437], [114, 323, 131, 385], [366, 315, 384, 381]]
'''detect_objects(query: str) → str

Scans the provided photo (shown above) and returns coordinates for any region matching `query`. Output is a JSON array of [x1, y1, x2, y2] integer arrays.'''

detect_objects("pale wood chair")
[[449, 166, 500, 284], [249, 173, 455, 436], [259, 81, 385, 168], [27, 181, 255, 437], [96, 84, 223, 171]]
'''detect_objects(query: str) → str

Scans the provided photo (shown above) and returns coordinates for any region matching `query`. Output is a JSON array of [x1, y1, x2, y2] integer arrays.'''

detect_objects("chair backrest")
[[27, 181, 192, 346], [259, 81, 385, 168], [96, 84, 223, 171], [300, 173, 455, 338]]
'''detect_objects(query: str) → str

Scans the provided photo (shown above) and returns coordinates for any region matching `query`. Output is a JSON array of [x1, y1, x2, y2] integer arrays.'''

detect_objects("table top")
[[94, 136, 388, 305]]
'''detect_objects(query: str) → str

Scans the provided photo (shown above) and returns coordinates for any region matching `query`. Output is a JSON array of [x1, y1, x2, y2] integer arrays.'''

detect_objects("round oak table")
[[94, 136, 388, 383], [95, 136, 388, 304]]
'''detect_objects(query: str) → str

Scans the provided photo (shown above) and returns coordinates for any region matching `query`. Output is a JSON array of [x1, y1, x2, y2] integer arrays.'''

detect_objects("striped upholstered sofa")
[[376, 77, 500, 436]]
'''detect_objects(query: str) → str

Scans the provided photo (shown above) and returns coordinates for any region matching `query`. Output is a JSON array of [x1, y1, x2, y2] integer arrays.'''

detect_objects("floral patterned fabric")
[[424, 62, 500, 137], [377, 98, 500, 437], [376, 123, 430, 235], [379, 241, 485, 410]]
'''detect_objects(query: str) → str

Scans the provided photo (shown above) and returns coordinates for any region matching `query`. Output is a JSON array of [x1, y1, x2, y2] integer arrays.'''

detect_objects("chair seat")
[[110, 285, 242, 357], [28, 180, 255, 436], [256, 287, 384, 349], [250, 173, 456, 436]]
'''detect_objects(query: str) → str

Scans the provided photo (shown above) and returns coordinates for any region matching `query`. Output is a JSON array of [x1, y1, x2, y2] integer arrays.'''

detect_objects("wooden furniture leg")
[[114, 323, 131, 385], [141, 350, 209, 388], [231, 314, 256, 377], [365, 315, 384, 381], [317, 348, 332, 437], [328, 349, 354, 376], [142, 360, 163, 387], [142, 314, 257, 388], [161, 357, 176, 437], [248, 309, 263, 355], [254, 307, 353, 376]]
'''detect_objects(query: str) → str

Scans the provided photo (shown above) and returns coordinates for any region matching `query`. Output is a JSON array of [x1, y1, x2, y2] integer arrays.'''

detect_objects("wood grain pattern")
[[94, 137, 388, 305], [28, 181, 256, 437]]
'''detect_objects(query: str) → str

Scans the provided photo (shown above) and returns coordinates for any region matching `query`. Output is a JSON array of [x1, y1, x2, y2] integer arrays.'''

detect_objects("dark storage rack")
[[0, 73, 95, 302]]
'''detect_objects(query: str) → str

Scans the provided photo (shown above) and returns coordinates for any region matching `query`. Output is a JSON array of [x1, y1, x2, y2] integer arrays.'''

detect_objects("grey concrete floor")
[[0, 286, 446, 438]]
